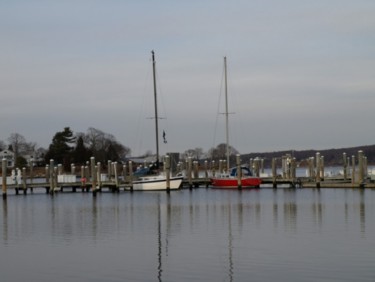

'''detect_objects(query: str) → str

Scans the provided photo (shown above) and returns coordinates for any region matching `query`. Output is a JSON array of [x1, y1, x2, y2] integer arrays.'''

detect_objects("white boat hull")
[[130, 176, 183, 191]]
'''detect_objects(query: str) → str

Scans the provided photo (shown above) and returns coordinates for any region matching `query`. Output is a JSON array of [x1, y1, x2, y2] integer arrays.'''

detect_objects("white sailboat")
[[131, 51, 183, 191]]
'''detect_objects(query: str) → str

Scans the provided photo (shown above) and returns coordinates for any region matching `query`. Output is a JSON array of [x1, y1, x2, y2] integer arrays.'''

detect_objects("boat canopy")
[[230, 166, 253, 177]]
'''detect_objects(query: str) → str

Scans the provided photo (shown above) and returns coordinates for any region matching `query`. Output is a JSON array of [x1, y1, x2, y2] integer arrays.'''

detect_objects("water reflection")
[[0, 189, 374, 281], [311, 189, 323, 229], [282, 189, 297, 232]]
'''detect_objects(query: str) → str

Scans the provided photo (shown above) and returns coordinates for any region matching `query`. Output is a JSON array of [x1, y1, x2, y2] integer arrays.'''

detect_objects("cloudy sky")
[[1, 0, 374, 156]]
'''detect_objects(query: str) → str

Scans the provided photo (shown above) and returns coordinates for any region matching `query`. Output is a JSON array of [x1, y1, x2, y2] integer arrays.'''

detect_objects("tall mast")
[[224, 57, 230, 169], [152, 50, 159, 168]]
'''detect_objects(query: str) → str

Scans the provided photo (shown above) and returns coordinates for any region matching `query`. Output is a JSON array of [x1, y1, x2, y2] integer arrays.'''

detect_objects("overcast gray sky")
[[1, 0, 374, 156]]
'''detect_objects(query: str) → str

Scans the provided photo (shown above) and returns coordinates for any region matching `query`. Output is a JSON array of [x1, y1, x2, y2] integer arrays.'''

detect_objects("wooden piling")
[[211, 160, 216, 177], [54, 167, 58, 192], [320, 156, 325, 181], [291, 158, 296, 181], [204, 160, 209, 188], [80, 166, 85, 191], [22, 167, 27, 194], [29, 159, 33, 192], [129, 161, 133, 190], [49, 159, 54, 194], [219, 160, 223, 174], [45, 165, 49, 184], [188, 157, 192, 189], [316, 152, 321, 188], [107, 160, 112, 181], [113, 162, 119, 191], [193, 161, 199, 187], [165, 155, 170, 192], [272, 158, 277, 188], [351, 155, 356, 185], [90, 157, 96, 195], [343, 152, 347, 180], [358, 150, 364, 186], [123, 164, 127, 186], [2, 158, 7, 199], [236, 154, 241, 189], [97, 162, 101, 191]]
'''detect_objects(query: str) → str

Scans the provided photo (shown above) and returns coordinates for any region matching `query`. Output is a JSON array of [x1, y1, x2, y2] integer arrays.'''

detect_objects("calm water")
[[1, 187, 375, 282]]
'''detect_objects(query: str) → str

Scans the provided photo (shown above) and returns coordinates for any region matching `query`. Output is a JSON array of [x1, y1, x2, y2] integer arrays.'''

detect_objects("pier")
[[1, 150, 375, 197]]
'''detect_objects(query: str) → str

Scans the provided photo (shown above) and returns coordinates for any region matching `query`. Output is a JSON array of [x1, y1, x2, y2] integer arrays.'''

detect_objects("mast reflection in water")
[[1, 188, 375, 282]]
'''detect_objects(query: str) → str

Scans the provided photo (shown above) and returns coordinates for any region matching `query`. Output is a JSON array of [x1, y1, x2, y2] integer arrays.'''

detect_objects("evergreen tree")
[[45, 127, 76, 169]]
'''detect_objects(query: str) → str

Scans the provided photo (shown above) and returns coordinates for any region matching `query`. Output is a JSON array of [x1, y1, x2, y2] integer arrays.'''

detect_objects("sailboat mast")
[[152, 50, 160, 168], [224, 56, 230, 169]]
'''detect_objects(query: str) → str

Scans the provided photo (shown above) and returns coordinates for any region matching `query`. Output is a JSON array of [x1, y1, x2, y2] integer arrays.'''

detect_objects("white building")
[[0, 150, 15, 167]]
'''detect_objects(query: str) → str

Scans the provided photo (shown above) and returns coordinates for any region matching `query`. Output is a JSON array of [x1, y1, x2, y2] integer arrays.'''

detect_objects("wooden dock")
[[2, 150, 374, 198], [1, 175, 375, 197]]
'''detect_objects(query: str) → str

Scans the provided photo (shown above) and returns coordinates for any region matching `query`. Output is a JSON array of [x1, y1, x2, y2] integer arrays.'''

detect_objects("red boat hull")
[[210, 177, 261, 188]]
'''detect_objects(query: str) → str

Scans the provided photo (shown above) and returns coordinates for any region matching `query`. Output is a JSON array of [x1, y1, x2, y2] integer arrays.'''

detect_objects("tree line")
[[1, 127, 130, 170], [3, 127, 373, 170]]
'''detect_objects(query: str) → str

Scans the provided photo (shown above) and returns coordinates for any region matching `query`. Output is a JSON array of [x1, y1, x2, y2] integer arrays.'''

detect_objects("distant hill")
[[242, 144, 375, 167]]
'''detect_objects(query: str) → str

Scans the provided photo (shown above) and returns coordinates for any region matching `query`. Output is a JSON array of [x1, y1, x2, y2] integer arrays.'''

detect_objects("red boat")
[[211, 167, 261, 188]]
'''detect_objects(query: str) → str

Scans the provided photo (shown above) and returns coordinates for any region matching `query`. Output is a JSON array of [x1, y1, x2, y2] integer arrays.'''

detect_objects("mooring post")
[[54, 167, 58, 192], [249, 158, 253, 175], [219, 160, 223, 174], [165, 155, 170, 192], [58, 164, 63, 175], [236, 154, 242, 189], [129, 161, 133, 191], [272, 158, 277, 188], [343, 153, 347, 180], [291, 158, 296, 181], [22, 167, 27, 194], [358, 150, 364, 187], [113, 162, 119, 191], [316, 152, 321, 188], [193, 161, 199, 187], [255, 158, 260, 177], [2, 158, 7, 199], [85, 163, 90, 192], [80, 166, 85, 191], [29, 158, 33, 192], [107, 160, 112, 181], [188, 157, 192, 189], [90, 157, 96, 195], [123, 164, 127, 188], [211, 160, 216, 177], [320, 156, 325, 181], [261, 158, 264, 174], [204, 160, 209, 188], [351, 155, 356, 186], [310, 157, 315, 179], [97, 162, 101, 191], [49, 159, 54, 194]]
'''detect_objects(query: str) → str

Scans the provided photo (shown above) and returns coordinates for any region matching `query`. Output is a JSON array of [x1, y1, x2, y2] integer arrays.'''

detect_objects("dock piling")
[[2, 158, 7, 199], [236, 154, 241, 189]]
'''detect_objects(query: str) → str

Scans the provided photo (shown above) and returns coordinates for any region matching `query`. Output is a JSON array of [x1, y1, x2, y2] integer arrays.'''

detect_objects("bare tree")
[[8, 133, 26, 161], [7, 133, 37, 167], [82, 127, 130, 163]]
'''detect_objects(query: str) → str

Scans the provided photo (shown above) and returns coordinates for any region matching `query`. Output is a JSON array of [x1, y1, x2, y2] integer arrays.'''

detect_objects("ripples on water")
[[1, 188, 375, 282]]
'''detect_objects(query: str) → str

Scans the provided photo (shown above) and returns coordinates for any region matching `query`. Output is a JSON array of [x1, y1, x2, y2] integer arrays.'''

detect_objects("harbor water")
[[1, 187, 375, 281]]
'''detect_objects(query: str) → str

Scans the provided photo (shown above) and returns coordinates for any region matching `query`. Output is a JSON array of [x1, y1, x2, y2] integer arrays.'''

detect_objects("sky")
[[1, 0, 375, 157]]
